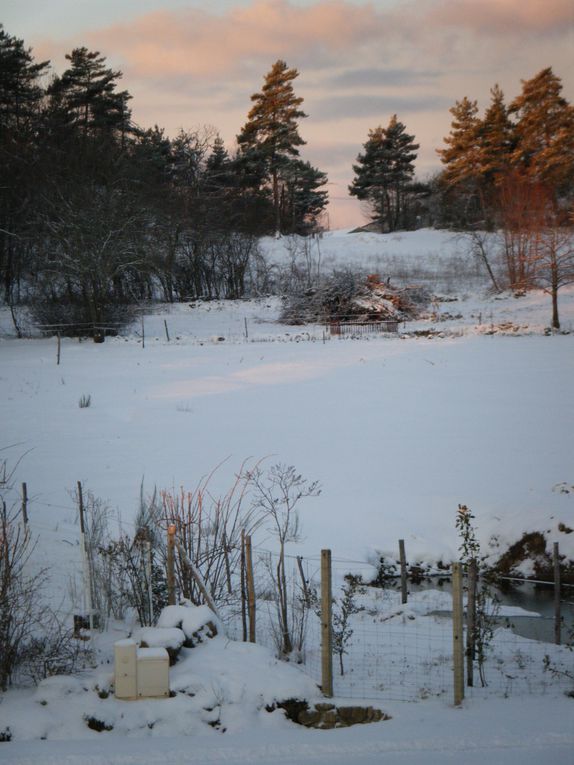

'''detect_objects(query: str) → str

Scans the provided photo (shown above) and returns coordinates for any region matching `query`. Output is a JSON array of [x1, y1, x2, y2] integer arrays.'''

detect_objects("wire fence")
[[327, 320, 399, 336], [5, 489, 574, 703], [221, 547, 574, 703]]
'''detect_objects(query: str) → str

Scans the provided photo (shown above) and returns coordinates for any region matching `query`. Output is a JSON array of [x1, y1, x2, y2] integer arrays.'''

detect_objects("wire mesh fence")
[[222, 547, 574, 704], [6, 492, 574, 704]]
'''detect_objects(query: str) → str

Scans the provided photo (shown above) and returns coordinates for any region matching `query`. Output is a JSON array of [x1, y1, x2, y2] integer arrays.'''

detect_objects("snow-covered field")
[[1, 229, 573, 763], [2, 230, 573, 567]]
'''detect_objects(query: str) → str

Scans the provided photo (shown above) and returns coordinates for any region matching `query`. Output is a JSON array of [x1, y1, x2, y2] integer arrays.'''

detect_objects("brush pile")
[[281, 271, 431, 325]]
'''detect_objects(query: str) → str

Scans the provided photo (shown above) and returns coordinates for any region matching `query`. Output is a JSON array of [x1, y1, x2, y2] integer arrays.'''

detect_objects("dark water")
[[492, 580, 574, 643], [396, 578, 574, 644]]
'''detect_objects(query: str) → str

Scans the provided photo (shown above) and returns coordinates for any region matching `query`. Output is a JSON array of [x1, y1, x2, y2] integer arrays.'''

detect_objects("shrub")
[[29, 291, 136, 339]]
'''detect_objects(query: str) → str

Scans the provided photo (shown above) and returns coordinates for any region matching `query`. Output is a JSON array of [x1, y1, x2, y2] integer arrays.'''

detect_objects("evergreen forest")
[[1, 23, 573, 333]]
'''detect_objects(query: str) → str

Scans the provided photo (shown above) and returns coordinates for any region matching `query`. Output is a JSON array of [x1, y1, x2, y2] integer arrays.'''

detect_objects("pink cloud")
[[430, 0, 574, 35], [84, 1, 388, 79]]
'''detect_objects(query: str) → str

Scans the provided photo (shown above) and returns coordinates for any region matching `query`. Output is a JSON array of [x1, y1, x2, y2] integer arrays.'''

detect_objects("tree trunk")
[[272, 169, 281, 236], [551, 283, 560, 330], [277, 549, 292, 655]]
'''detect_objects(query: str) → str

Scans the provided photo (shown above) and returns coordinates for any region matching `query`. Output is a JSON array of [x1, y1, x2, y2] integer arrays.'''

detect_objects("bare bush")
[[19, 610, 88, 685], [29, 294, 136, 338], [76, 485, 167, 627], [245, 464, 320, 656], [160, 462, 265, 608], [0, 498, 87, 689], [0, 502, 46, 689], [276, 235, 323, 295]]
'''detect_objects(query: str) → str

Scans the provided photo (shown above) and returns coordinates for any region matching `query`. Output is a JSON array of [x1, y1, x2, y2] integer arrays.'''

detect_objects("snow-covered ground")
[[1, 595, 573, 763], [1, 228, 573, 763]]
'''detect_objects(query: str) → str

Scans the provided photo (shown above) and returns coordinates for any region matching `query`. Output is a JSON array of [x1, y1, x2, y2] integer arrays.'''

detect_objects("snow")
[[2, 598, 573, 762], [136, 647, 168, 661], [1, 228, 574, 763], [132, 628, 185, 650], [156, 605, 221, 639]]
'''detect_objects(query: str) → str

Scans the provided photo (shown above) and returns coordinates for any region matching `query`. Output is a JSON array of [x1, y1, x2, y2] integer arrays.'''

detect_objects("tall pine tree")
[[0, 25, 49, 135], [477, 85, 514, 189], [238, 60, 311, 234], [0, 26, 49, 301], [509, 67, 574, 194], [437, 97, 484, 225], [349, 115, 419, 232], [47, 47, 132, 144]]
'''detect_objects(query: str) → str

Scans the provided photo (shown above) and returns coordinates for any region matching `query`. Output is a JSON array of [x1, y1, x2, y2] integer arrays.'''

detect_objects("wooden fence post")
[[77, 481, 94, 632], [56, 332, 61, 365], [145, 533, 154, 626], [167, 524, 176, 605], [321, 549, 333, 697], [554, 542, 561, 645], [245, 535, 256, 643], [164, 319, 170, 342], [175, 540, 221, 618], [452, 561, 464, 706], [296, 555, 310, 606], [466, 558, 478, 687], [399, 539, 407, 604]]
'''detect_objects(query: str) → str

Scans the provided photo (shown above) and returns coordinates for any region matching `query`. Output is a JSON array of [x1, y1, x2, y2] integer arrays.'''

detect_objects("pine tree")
[[349, 115, 419, 231], [47, 47, 132, 142], [437, 97, 481, 188], [478, 85, 514, 188], [0, 26, 49, 301], [437, 97, 483, 225], [509, 67, 574, 193], [237, 60, 307, 234], [133, 125, 174, 187], [0, 25, 49, 135], [203, 136, 235, 196], [280, 159, 328, 234]]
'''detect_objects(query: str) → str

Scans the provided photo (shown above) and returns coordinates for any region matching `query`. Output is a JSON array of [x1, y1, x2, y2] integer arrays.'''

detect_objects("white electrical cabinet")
[[137, 647, 170, 698], [114, 640, 169, 700], [115, 639, 138, 699]]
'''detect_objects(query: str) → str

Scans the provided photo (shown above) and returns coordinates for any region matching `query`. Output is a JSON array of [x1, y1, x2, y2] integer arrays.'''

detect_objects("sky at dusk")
[[3, 0, 574, 228]]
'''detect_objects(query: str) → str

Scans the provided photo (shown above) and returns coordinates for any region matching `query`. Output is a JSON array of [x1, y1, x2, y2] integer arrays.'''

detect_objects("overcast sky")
[[3, 0, 574, 227]]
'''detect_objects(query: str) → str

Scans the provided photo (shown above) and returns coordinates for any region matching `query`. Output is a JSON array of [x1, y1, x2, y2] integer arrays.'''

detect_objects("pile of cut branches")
[[281, 270, 430, 325]]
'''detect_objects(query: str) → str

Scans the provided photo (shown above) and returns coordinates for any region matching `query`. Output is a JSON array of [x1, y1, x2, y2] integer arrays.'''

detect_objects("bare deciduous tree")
[[497, 174, 574, 328], [532, 226, 574, 330]]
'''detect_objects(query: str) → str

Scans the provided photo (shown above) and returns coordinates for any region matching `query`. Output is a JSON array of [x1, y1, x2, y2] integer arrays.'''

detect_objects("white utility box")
[[114, 639, 169, 700], [115, 639, 138, 699], [136, 647, 170, 698]]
